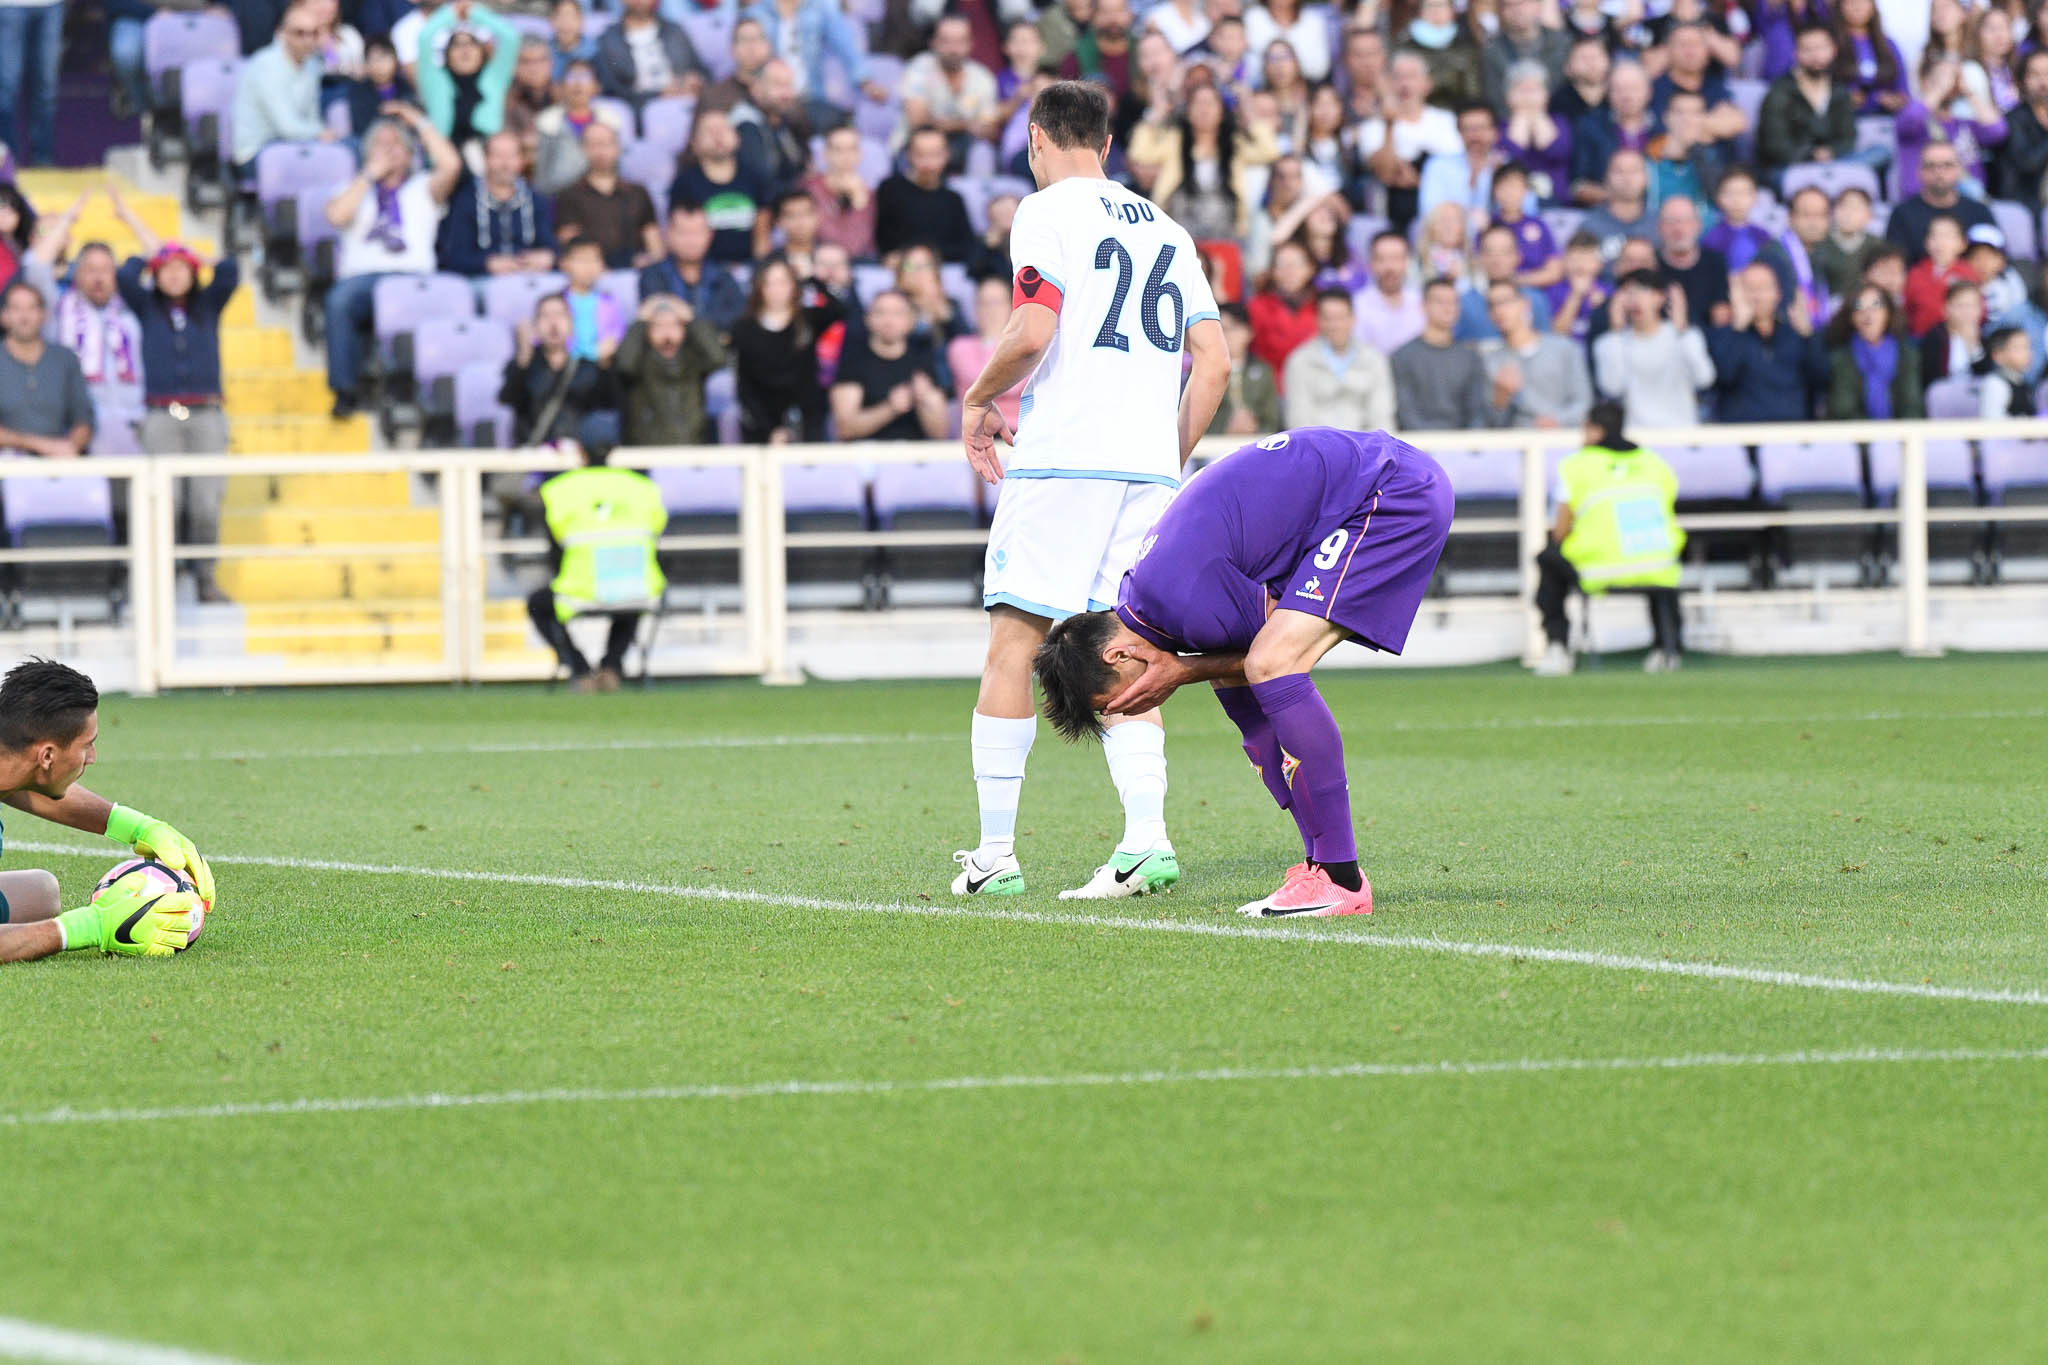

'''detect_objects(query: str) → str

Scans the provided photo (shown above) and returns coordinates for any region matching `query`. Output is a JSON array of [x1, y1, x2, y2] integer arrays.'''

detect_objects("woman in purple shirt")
[[1899, 51, 2012, 196], [1830, 0, 1909, 114], [1500, 61, 1572, 203]]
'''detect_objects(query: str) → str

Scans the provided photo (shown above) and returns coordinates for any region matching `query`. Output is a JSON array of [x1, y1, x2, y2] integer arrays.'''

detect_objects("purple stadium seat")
[[481, 271, 570, 329], [939, 262, 977, 319], [855, 98, 898, 143], [1663, 444, 1753, 501], [1991, 199, 2037, 260], [862, 54, 904, 90], [986, 174, 1033, 205], [639, 96, 695, 156], [1727, 77, 1768, 137], [90, 417, 144, 456], [782, 464, 868, 518], [600, 269, 642, 311], [1756, 441, 1862, 502], [256, 141, 358, 253], [656, 465, 743, 515], [374, 274, 477, 348], [1926, 376, 1980, 419], [591, 95, 638, 136], [1979, 438, 2048, 500], [1867, 438, 1976, 503], [962, 141, 997, 178], [2, 464, 115, 542], [143, 11, 238, 106], [180, 57, 238, 164], [620, 140, 677, 219], [703, 368, 736, 426], [949, 175, 991, 234], [414, 318, 515, 415], [1779, 161, 1881, 205], [872, 462, 979, 524], [852, 262, 894, 307], [857, 134, 894, 185], [679, 10, 735, 79], [1432, 448, 1520, 500], [1539, 207, 1586, 246], [506, 13, 553, 43], [453, 363, 512, 449], [1345, 212, 1393, 262], [296, 183, 342, 255]]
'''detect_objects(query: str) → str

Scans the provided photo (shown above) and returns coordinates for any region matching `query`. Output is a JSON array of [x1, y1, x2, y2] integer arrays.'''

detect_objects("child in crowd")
[[1977, 326, 2036, 417], [1700, 167, 1775, 272], [1904, 214, 1976, 335], [548, 0, 596, 80], [1548, 230, 1612, 341], [1490, 161, 1561, 291], [558, 238, 628, 361]]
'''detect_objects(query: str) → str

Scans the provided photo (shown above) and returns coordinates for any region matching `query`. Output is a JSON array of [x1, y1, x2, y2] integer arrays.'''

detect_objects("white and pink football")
[[95, 857, 205, 949]]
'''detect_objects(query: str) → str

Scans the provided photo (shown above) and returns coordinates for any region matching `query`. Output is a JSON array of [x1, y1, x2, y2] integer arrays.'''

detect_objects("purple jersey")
[[1116, 427, 1453, 656]]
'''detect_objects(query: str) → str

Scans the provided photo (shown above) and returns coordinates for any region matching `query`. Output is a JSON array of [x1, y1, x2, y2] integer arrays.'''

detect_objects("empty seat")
[[872, 461, 983, 601], [1539, 207, 1586, 246], [1981, 438, 2048, 561], [255, 141, 358, 293], [678, 9, 735, 78], [1868, 438, 1984, 569], [1925, 375, 1981, 419], [481, 271, 570, 329], [143, 9, 238, 171], [654, 465, 744, 589], [781, 463, 873, 599], [620, 140, 677, 220], [600, 268, 642, 312], [453, 363, 512, 449], [178, 57, 239, 193], [413, 318, 515, 435], [1757, 440, 1872, 575], [639, 96, 695, 156], [374, 274, 478, 394], [1779, 161, 1882, 205], [2, 464, 119, 611], [1432, 447, 1520, 576], [852, 262, 895, 307], [1664, 443, 1753, 502], [1992, 199, 2038, 262]]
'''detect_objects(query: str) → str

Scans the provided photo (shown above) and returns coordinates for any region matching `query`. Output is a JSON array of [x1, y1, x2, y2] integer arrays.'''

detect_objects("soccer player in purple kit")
[[1033, 426, 1453, 917]]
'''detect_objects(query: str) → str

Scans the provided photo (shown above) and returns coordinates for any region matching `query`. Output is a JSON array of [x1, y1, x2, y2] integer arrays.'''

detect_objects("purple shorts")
[[1275, 451, 1453, 654]]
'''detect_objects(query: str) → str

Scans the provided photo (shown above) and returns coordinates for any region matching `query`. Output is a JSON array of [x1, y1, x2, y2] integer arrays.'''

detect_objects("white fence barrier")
[[3, 418, 2045, 693]]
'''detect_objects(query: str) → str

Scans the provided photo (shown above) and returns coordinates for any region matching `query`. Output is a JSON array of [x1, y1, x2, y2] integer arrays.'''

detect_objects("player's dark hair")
[[1034, 611, 1121, 743], [0, 657, 97, 750], [1029, 79, 1112, 151]]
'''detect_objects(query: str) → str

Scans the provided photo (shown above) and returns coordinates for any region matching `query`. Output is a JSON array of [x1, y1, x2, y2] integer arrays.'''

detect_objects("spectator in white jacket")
[[1593, 269, 1716, 428]]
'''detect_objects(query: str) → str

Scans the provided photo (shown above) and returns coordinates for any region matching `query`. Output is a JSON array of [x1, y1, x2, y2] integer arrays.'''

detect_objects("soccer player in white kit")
[[951, 80, 1230, 899]]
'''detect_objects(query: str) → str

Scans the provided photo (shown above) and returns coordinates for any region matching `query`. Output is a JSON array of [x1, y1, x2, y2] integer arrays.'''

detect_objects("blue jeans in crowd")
[[0, 1, 64, 165], [109, 16, 151, 116], [324, 271, 391, 399]]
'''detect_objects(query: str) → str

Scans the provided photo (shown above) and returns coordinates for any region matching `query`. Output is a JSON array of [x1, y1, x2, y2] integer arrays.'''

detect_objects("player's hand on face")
[[1102, 643, 1188, 717], [961, 400, 1012, 483]]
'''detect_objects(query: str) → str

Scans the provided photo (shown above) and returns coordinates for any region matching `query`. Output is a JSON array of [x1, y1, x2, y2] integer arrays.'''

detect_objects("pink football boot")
[[1241, 863, 1373, 918]]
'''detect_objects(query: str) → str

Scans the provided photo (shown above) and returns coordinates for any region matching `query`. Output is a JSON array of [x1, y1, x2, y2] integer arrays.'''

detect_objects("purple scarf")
[[1852, 332, 1897, 418], [367, 180, 406, 254]]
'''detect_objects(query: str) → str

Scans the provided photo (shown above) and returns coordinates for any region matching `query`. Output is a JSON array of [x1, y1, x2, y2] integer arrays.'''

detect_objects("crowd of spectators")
[[16, 0, 2048, 481]]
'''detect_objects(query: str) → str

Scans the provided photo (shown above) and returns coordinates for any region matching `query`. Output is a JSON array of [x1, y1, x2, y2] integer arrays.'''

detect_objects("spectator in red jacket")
[[1247, 239, 1318, 388], [1903, 214, 1977, 336]]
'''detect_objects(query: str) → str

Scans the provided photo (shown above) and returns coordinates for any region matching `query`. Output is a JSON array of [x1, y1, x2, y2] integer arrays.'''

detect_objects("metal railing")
[[5, 417, 2044, 692]]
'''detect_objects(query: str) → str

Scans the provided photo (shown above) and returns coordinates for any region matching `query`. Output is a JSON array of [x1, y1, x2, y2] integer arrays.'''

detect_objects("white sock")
[[1103, 720, 1168, 854], [971, 711, 1036, 858]]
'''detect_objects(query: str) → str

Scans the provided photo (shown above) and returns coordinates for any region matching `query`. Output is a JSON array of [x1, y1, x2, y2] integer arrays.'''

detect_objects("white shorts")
[[983, 476, 1175, 620]]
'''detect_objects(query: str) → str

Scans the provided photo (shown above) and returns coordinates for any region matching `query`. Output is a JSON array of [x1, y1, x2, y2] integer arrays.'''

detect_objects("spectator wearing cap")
[[1991, 50, 2048, 204], [1904, 214, 1977, 336], [532, 60, 632, 197], [0, 282, 92, 462], [437, 131, 557, 279], [1756, 24, 1861, 189], [1965, 224, 2046, 382], [742, 0, 877, 116], [1482, 0, 1570, 110], [1282, 289, 1396, 431], [554, 122, 661, 269], [1392, 278, 1493, 430], [803, 126, 877, 260], [323, 104, 464, 416], [1898, 51, 2008, 201], [232, 3, 337, 176], [875, 127, 977, 265], [1656, 196, 1731, 331], [1593, 269, 1716, 428], [1706, 261, 1827, 423], [595, 0, 705, 108], [1884, 143, 1997, 266], [115, 234, 241, 601], [1480, 277, 1592, 429], [1918, 278, 1986, 386], [416, 0, 520, 165], [1980, 327, 2037, 417], [1354, 230, 1426, 354], [1825, 286, 1923, 420]]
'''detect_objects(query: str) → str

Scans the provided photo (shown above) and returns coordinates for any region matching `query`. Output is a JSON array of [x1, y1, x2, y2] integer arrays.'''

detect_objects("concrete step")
[[219, 505, 438, 545], [221, 469, 414, 511], [215, 554, 441, 602], [229, 414, 375, 453]]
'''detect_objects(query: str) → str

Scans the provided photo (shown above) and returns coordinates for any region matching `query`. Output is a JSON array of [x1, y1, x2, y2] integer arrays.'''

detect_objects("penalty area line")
[[3, 1048, 2047, 1129], [0, 1316, 259, 1365], [11, 840, 2047, 1008]]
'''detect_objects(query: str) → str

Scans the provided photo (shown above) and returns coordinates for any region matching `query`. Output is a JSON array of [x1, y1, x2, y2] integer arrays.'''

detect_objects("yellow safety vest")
[[540, 466, 668, 620], [1557, 443, 1686, 590]]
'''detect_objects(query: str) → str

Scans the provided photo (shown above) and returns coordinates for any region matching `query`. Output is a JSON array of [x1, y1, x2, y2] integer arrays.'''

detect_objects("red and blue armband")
[[1013, 266, 1063, 313]]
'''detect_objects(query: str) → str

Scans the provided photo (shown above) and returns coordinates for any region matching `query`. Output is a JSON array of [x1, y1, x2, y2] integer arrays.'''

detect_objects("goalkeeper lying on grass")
[[0, 658, 212, 963]]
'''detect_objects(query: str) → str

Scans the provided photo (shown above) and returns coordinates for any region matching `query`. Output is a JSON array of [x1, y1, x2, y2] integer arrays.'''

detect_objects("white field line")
[[3, 1048, 2045, 1131], [99, 706, 2048, 763], [11, 841, 2046, 1008], [0, 1317, 257, 1365]]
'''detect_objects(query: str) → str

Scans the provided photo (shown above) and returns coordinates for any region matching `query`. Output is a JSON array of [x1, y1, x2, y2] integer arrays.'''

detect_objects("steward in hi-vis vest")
[[527, 447, 668, 692], [1533, 402, 1688, 677]]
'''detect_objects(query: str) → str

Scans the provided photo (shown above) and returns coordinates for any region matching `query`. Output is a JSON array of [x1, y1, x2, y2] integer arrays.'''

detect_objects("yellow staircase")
[[18, 169, 548, 667]]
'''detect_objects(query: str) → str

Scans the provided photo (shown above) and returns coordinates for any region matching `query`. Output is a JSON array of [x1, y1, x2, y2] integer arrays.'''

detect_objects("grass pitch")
[[3, 654, 2045, 1363]]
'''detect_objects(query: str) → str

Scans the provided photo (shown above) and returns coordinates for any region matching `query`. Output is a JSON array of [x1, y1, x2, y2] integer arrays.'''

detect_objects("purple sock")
[[1214, 684, 1316, 858], [1248, 674, 1355, 865]]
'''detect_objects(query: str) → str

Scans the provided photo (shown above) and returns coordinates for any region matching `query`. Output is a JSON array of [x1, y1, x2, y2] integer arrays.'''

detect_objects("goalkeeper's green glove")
[[105, 804, 216, 907], [54, 876, 197, 957]]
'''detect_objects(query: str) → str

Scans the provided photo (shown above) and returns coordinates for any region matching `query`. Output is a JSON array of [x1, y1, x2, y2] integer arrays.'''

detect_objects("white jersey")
[[1005, 177, 1220, 488]]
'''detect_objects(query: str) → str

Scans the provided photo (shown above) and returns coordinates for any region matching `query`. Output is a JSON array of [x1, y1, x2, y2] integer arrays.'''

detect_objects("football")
[[95, 857, 205, 950]]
